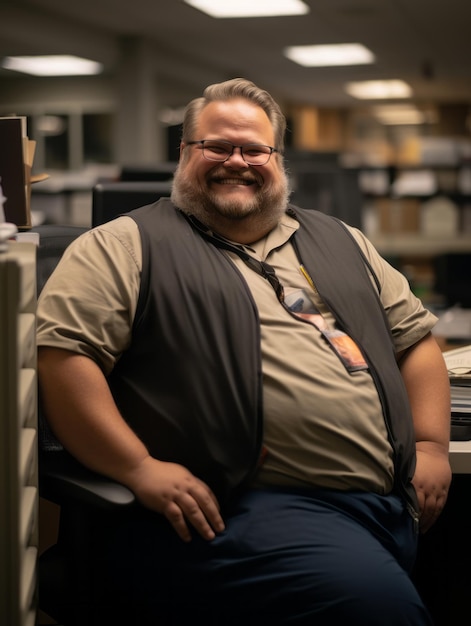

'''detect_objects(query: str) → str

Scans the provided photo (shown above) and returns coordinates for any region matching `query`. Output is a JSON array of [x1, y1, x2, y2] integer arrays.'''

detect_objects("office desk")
[[449, 440, 471, 473], [438, 337, 471, 474], [414, 440, 471, 626]]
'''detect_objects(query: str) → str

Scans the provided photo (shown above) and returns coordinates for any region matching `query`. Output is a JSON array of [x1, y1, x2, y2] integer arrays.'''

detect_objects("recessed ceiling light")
[[345, 80, 412, 99], [184, 0, 309, 18], [1, 55, 103, 76], [284, 43, 375, 67]]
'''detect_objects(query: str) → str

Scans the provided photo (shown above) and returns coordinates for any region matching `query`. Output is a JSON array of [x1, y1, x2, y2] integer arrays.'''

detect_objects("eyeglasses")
[[186, 139, 279, 166]]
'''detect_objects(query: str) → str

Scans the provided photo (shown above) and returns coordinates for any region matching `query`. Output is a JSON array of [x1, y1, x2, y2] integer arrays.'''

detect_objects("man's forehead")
[[197, 99, 274, 139]]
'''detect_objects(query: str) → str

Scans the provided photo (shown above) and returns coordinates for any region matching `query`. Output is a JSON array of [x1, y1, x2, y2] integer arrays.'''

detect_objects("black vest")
[[108, 199, 417, 509]]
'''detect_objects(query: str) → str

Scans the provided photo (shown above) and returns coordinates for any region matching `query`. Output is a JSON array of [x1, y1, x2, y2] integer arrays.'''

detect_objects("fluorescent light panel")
[[285, 43, 375, 67], [184, 0, 309, 18], [373, 105, 436, 125], [2, 55, 103, 76], [345, 80, 412, 99]]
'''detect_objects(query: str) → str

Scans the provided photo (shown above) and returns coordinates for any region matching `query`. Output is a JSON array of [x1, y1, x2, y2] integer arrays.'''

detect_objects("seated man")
[[37, 77, 451, 625]]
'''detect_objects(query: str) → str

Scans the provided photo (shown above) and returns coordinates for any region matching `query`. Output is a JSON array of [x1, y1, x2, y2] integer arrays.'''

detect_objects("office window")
[[39, 114, 69, 170], [83, 113, 114, 164], [26, 111, 114, 170]]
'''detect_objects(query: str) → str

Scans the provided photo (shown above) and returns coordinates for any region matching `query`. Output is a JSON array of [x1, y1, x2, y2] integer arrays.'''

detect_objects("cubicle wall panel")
[[0, 242, 38, 626]]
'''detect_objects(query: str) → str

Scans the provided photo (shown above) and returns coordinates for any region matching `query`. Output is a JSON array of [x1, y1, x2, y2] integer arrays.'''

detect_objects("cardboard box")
[[0, 116, 48, 229], [376, 197, 421, 234]]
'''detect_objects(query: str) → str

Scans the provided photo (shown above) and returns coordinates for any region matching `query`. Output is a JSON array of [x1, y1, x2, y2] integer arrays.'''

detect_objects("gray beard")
[[170, 164, 291, 236]]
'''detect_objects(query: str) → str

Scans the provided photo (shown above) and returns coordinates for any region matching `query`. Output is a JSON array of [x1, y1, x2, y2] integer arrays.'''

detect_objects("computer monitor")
[[433, 253, 471, 308], [119, 162, 177, 182], [92, 181, 173, 227], [284, 149, 363, 228]]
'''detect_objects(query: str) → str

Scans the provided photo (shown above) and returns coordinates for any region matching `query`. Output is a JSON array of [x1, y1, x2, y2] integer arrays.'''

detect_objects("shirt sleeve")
[[36, 217, 142, 375], [347, 226, 438, 352]]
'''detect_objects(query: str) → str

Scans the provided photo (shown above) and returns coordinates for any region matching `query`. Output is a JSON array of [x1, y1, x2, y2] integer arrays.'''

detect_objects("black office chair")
[[91, 180, 172, 226], [38, 453, 137, 625], [33, 225, 138, 625], [35, 216, 213, 624]]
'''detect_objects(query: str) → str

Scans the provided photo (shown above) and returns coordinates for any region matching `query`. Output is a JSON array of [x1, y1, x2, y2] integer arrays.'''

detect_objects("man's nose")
[[224, 147, 249, 167]]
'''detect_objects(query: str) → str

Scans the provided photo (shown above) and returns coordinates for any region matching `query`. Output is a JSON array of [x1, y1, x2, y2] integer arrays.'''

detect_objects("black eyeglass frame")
[[186, 139, 280, 165]]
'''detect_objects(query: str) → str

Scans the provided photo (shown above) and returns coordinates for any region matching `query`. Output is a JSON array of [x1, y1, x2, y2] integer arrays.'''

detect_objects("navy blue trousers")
[[101, 487, 432, 625]]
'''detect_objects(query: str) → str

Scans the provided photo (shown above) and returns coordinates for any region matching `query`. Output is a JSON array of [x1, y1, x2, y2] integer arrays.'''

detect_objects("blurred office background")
[[2, 7, 471, 625], [1, 0, 471, 310]]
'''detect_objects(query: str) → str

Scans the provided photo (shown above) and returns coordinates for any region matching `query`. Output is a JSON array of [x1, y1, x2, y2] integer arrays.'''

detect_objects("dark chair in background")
[[34, 225, 89, 293], [119, 162, 177, 182], [33, 224, 138, 625], [433, 253, 471, 308], [91, 180, 172, 226], [38, 452, 136, 625], [34, 176, 193, 622]]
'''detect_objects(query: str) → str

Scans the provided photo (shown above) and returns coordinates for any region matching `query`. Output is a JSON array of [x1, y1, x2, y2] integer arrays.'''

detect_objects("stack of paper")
[[443, 345, 471, 439]]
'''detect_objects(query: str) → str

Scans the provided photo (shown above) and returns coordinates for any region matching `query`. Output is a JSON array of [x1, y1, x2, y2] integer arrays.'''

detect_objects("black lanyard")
[[183, 211, 368, 373], [183, 212, 285, 302]]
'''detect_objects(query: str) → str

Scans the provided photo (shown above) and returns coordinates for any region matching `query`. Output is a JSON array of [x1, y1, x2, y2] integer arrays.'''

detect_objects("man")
[[37, 78, 451, 624]]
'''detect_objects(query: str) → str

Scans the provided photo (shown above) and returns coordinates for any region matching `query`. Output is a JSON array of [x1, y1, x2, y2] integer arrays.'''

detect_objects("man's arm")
[[397, 332, 452, 532], [38, 346, 225, 542]]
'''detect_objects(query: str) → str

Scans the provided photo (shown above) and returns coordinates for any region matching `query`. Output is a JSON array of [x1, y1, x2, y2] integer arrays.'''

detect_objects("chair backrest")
[[120, 162, 177, 182], [33, 224, 89, 293], [32, 224, 89, 452], [92, 180, 173, 227]]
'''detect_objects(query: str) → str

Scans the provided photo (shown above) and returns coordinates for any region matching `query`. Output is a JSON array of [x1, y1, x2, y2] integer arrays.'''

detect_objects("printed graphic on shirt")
[[284, 288, 368, 373], [322, 329, 368, 372], [284, 288, 326, 330]]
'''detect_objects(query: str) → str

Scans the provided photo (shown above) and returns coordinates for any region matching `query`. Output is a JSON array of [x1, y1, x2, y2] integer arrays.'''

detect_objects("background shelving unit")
[[0, 241, 38, 626], [358, 163, 471, 306]]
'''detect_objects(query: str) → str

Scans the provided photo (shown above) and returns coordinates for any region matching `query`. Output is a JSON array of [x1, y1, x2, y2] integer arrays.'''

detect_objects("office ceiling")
[[1, 0, 471, 110]]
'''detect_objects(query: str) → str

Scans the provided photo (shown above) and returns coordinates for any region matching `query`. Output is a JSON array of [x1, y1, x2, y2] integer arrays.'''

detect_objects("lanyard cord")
[[183, 211, 368, 373], [183, 212, 285, 302], [182, 212, 332, 336]]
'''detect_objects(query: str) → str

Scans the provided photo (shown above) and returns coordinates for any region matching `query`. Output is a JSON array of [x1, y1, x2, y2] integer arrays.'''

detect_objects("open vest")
[[108, 199, 417, 510]]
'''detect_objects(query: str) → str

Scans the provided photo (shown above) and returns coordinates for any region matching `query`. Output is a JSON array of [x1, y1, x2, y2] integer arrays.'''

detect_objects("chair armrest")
[[39, 451, 137, 511]]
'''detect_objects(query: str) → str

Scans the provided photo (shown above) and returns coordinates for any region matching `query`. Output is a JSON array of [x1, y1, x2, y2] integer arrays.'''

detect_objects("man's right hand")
[[38, 350, 224, 542], [126, 456, 226, 542]]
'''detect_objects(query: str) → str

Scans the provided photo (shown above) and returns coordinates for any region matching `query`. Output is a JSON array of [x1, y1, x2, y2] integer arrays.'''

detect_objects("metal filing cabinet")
[[0, 241, 38, 626]]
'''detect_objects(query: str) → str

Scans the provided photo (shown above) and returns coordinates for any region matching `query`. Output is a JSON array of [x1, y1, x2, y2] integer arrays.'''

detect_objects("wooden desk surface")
[[449, 440, 471, 473]]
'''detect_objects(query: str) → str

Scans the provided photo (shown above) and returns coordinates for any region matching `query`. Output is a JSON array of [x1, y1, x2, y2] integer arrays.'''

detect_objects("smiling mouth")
[[212, 177, 256, 186]]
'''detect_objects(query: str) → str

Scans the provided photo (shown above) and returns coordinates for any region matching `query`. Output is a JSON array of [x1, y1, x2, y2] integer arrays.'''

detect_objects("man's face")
[[172, 98, 289, 232]]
